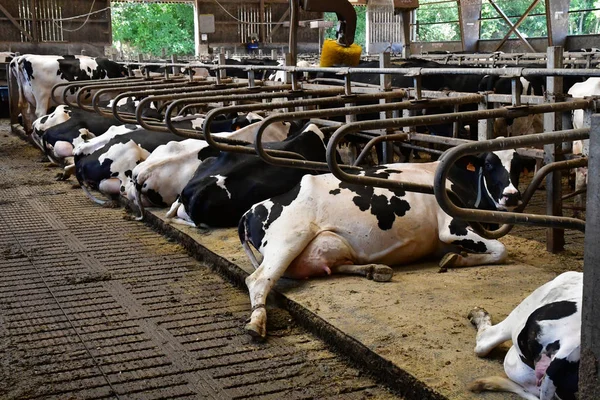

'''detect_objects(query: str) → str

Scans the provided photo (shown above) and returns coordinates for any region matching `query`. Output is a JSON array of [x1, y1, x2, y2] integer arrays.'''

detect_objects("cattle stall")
[[2, 44, 593, 399]]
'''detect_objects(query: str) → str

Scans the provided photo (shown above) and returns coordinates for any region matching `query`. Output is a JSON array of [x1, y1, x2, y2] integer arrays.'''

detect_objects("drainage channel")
[[0, 123, 400, 400]]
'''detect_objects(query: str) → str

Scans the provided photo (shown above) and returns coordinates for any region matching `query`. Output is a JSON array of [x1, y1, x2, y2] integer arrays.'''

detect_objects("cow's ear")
[[454, 155, 482, 174]]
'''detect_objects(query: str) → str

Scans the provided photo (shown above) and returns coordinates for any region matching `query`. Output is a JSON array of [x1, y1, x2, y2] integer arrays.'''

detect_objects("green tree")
[[111, 3, 195, 57], [569, 0, 600, 35]]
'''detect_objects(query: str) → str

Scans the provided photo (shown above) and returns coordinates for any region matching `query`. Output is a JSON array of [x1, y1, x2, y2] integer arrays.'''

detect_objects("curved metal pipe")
[[433, 130, 589, 234], [162, 85, 295, 132], [50, 76, 135, 106], [324, 101, 592, 236], [252, 94, 485, 171], [201, 89, 426, 153]]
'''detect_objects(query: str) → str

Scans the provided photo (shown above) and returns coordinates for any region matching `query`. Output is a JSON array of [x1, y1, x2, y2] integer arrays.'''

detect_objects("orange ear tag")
[[466, 163, 476, 172], [235, 126, 241, 131]]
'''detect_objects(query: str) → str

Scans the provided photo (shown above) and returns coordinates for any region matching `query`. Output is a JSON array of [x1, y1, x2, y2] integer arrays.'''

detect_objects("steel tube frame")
[[432, 130, 589, 234], [90, 80, 215, 118], [250, 94, 485, 170], [51, 77, 144, 107], [77, 80, 193, 112], [196, 90, 409, 148]]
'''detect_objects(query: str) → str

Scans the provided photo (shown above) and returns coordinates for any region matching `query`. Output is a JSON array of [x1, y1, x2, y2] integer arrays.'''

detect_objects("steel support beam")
[[494, 0, 540, 52], [488, 0, 535, 52], [459, 0, 482, 52], [581, 113, 600, 399], [545, 0, 570, 47], [544, 46, 565, 253]]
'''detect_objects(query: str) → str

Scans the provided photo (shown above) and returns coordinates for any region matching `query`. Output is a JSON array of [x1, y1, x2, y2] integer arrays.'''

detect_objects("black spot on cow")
[[335, 167, 408, 230], [120, 185, 125, 193], [329, 188, 341, 195], [370, 194, 411, 230], [111, 171, 119, 177], [451, 239, 487, 253], [546, 340, 561, 355], [242, 204, 269, 249], [124, 170, 132, 178], [146, 189, 166, 207], [546, 356, 579, 400], [40, 116, 49, 125], [125, 124, 138, 130], [87, 66, 92, 72], [198, 146, 220, 161], [449, 218, 469, 236], [263, 183, 302, 232], [517, 301, 578, 370], [23, 59, 34, 80]]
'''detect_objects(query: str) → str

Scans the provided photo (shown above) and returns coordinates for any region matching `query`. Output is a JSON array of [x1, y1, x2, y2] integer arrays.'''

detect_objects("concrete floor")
[[3, 118, 586, 400]]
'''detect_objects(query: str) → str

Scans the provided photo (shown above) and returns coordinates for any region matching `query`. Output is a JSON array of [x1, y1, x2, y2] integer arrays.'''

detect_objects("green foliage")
[[414, 0, 600, 42], [111, 3, 195, 56], [323, 6, 367, 48], [569, 0, 600, 35], [415, 0, 460, 42]]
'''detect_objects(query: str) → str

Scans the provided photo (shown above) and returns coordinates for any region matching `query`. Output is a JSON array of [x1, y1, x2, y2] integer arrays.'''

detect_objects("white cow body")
[[73, 125, 141, 157], [134, 119, 292, 214], [567, 77, 599, 217], [240, 148, 524, 337], [469, 271, 581, 400]]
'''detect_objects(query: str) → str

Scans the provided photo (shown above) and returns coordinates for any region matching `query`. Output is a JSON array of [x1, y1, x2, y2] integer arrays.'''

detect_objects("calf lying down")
[[239, 149, 525, 337], [469, 271, 581, 400]]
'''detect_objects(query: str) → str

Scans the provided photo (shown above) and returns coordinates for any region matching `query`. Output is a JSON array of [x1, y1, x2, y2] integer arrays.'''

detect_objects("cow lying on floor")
[[167, 123, 328, 228], [468, 271, 581, 400], [128, 119, 293, 217], [238, 148, 525, 338]]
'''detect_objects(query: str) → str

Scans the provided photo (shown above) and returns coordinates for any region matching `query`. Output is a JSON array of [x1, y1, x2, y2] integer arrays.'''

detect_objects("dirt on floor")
[[4, 118, 586, 399]]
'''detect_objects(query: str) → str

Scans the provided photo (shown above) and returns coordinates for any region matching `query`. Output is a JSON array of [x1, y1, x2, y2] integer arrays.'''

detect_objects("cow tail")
[[238, 214, 260, 270], [468, 376, 539, 400], [133, 183, 145, 221]]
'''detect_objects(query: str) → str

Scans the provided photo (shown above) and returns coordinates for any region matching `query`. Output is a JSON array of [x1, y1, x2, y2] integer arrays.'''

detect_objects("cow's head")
[[452, 147, 525, 212], [478, 149, 523, 211]]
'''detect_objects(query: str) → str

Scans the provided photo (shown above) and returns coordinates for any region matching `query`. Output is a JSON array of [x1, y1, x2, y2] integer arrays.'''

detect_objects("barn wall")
[[0, 0, 110, 56], [195, 0, 321, 52]]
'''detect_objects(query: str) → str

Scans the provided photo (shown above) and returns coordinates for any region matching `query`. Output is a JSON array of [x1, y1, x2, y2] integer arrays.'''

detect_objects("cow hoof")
[[55, 173, 66, 181], [468, 307, 490, 329], [245, 322, 266, 340], [439, 252, 460, 270], [366, 264, 393, 282]]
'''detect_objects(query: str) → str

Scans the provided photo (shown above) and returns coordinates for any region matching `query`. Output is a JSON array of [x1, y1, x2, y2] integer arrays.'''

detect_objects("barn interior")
[[0, 0, 599, 399]]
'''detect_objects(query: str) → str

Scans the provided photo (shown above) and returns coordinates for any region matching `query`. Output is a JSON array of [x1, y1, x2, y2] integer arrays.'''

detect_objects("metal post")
[[380, 52, 393, 163], [544, 46, 565, 252], [218, 53, 226, 81], [580, 113, 600, 399], [477, 92, 493, 141]]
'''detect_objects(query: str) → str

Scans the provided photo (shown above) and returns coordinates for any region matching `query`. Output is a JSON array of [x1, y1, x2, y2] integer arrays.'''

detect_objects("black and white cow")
[[127, 119, 292, 216], [166, 123, 328, 228], [75, 129, 185, 204], [468, 271, 581, 400], [10, 54, 127, 130], [238, 148, 525, 337], [567, 77, 597, 218]]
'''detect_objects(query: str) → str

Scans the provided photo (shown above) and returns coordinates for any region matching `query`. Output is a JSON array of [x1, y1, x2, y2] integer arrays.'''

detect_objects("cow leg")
[[437, 220, 507, 269], [331, 264, 393, 282], [468, 307, 512, 356], [245, 232, 318, 338], [469, 346, 539, 400]]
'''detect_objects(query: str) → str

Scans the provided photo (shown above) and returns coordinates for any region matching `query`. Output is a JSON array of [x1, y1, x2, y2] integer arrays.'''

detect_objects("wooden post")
[[581, 114, 600, 399], [545, 0, 570, 47], [543, 46, 565, 253], [459, 0, 482, 52]]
